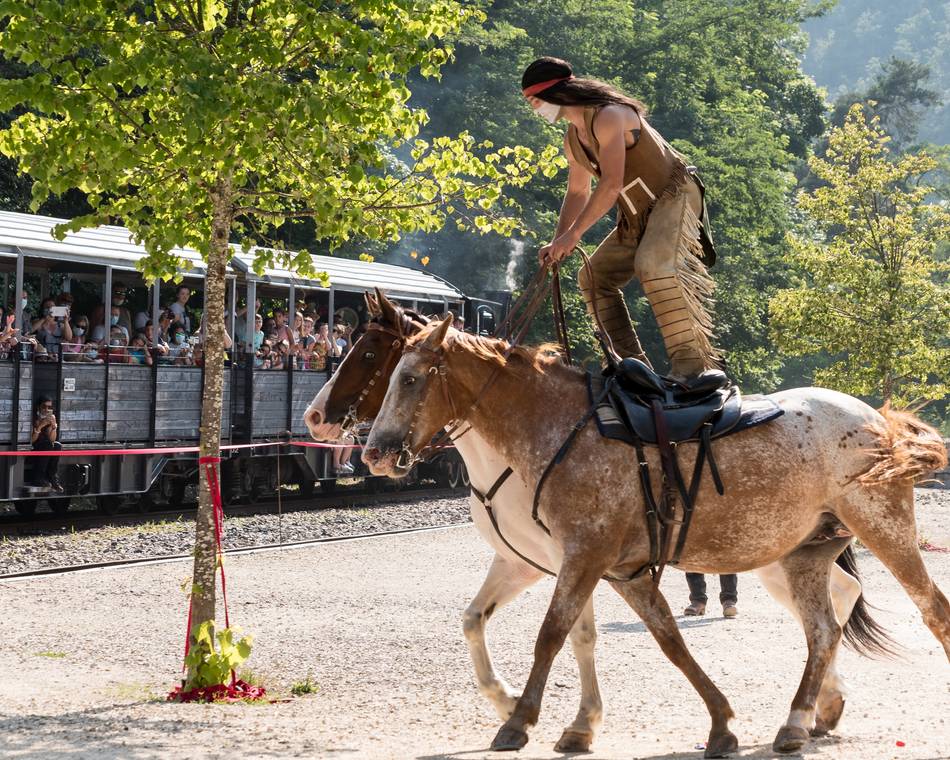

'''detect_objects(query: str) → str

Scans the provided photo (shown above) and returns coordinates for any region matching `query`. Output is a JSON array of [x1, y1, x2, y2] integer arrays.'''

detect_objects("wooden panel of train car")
[[0, 361, 34, 445], [154, 366, 231, 441], [291, 371, 328, 437], [248, 370, 288, 437]]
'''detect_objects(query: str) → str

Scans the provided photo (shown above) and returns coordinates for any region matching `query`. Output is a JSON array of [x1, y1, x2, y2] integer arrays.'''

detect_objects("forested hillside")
[[803, 0, 950, 144]]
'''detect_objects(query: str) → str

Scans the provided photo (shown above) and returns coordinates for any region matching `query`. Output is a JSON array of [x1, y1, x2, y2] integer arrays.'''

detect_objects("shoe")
[[49, 476, 65, 494], [341, 462, 355, 474], [684, 602, 706, 616], [722, 604, 738, 618]]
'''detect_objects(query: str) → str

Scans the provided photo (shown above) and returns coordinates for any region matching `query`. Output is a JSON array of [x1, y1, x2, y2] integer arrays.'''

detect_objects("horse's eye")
[[402, 375, 416, 386], [363, 351, 376, 361]]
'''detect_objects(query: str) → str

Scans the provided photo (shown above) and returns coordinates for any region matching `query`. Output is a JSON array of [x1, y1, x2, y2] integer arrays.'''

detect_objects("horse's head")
[[362, 315, 460, 477], [304, 288, 427, 441]]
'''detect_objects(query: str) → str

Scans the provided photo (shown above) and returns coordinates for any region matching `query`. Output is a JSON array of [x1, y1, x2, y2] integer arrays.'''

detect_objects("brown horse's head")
[[304, 288, 427, 441], [361, 315, 462, 477]]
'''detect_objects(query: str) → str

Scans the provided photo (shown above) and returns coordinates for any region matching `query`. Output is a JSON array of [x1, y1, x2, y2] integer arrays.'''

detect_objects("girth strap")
[[472, 466, 558, 579]]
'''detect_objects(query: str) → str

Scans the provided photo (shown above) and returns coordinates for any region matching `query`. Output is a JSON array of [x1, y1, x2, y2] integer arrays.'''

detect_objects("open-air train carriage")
[[0, 210, 478, 515]]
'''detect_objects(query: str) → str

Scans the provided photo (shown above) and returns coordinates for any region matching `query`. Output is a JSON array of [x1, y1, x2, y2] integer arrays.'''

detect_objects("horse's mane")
[[408, 323, 582, 378]]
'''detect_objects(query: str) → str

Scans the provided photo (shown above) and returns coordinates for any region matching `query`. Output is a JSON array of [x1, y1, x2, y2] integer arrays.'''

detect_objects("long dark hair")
[[521, 57, 648, 115]]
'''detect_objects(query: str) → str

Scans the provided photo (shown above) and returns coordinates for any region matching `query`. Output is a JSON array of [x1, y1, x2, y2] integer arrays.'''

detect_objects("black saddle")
[[612, 358, 740, 444], [580, 358, 785, 585]]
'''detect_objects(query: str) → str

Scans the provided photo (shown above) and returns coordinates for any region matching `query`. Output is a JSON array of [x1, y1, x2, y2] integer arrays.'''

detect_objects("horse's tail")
[[836, 545, 900, 658], [858, 403, 948, 486]]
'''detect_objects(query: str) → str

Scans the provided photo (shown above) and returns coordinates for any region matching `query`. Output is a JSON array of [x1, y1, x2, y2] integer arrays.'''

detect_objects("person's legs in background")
[[685, 572, 707, 616], [720, 574, 738, 618]]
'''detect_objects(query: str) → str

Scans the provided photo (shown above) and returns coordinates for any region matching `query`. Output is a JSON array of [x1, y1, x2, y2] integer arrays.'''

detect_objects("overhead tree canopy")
[[0, 0, 561, 689]]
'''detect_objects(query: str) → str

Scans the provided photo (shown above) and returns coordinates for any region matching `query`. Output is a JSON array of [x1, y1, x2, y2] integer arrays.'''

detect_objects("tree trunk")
[[185, 179, 232, 687]]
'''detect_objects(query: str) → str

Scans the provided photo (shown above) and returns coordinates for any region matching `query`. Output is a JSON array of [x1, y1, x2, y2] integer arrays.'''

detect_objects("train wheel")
[[97, 495, 123, 516], [297, 477, 316, 499], [447, 460, 462, 489], [320, 478, 337, 494], [14, 500, 37, 518], [161, 478, 188, 508], [49, 498, 70, 517], [133, 494, 156, 514]]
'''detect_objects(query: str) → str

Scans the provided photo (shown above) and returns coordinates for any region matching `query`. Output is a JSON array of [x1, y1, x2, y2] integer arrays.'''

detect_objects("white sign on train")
[[63, 377, 75, 392]]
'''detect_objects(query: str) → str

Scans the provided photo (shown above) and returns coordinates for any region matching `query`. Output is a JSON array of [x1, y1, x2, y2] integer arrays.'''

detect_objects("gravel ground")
[[0, 490, 947, 760], [0, 493, 472, 575]]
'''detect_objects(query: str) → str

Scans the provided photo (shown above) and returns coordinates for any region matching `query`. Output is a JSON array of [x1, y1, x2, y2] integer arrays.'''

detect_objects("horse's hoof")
[[812, 695, 845, 736], [704, 730, 738, 758], [773, 725, 809, 754], [491, 726, 529, 752], [554, 728, 593, 753]]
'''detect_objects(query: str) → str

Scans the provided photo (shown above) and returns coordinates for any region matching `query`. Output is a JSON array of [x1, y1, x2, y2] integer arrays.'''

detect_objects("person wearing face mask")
[[90, 283, 133, 337], [32, 297, 73, 357], [62, 314, 89, 360], [522, 57, 720, 384], [165, 321, 194, 365], [90, 306, 129, 344]]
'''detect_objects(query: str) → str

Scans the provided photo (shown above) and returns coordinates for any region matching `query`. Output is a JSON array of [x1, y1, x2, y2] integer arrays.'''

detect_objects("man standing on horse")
[[523, 57, 720, 382]]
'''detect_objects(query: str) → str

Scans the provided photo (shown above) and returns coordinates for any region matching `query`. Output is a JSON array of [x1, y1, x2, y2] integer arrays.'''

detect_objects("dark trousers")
[[686, 573, 737, 606], [32, 437, 61, 483]]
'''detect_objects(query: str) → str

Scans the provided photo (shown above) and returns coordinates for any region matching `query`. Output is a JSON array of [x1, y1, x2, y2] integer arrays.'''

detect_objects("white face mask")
[[21, 298, 27, 310], [534, 101, 561, 124]]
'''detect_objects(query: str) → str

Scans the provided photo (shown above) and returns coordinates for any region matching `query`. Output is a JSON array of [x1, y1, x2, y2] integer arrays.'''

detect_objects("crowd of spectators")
[[1, 284, 379, 372]]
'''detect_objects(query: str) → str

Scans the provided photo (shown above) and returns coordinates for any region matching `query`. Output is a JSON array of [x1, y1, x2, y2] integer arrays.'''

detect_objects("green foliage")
[[0, 0, 557, 282], [290, 675, 320, 696], [770, 104, 950, 405], [183, 621, 253, 691], [409, 0, 827, 386], [804, 0, 950, 145]]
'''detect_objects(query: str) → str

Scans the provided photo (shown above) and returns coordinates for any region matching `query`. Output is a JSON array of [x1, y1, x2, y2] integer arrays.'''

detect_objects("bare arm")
[[541, 106, 639, 265], [554, 132, 592, 238]]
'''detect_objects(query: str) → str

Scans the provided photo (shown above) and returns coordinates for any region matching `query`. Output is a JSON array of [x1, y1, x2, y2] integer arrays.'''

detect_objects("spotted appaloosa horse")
[[362, 315, 948, 756], [305, 290, 898, 756]]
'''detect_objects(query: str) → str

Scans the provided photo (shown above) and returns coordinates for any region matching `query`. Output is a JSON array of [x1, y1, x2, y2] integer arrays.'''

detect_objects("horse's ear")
[[423, 313, 453, 348], [375, 287, 400, 327], [364, 291, 380, 317]]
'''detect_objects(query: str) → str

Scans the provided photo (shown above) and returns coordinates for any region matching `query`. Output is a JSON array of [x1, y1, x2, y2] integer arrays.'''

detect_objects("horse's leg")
[[463, 553, 544, 719], [836, 484, 950, 659], [755, 555, 861, 735], [609, 576, 738, 759], [554, 594, 603, 753], [490, 559, 605, 752], [772, 542, 844, 754]]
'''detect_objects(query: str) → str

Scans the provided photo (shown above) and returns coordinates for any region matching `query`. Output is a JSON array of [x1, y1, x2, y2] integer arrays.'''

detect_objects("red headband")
[[522, 75, 574, 98]]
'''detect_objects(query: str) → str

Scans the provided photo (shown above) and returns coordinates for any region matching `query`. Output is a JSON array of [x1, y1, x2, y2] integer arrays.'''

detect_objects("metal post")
[[148, 282, 160, 446], [286, 284, 295, 432], [327, 286, 335, 370], [102, 267, 112, 440], [244, 279, 256, 443], [14, 248, 24, 331]]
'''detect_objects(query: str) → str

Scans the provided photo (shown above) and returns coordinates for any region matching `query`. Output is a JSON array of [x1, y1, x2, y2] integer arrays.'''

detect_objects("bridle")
[[338, 312, 426, 437], [388, 261, 574, 470]]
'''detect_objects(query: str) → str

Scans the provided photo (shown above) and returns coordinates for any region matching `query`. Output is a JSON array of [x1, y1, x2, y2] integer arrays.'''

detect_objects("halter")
[[388, 263, 573, 469], [339, 314, 422, 436]]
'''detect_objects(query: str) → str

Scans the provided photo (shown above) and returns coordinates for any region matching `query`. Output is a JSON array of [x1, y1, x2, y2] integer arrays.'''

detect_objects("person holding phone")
[[32, 297, 73, 357], [31, 396, 64, 492]]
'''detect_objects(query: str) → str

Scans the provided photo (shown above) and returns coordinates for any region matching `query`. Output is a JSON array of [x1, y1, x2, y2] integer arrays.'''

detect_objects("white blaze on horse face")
[[305, 374, 342, 442]]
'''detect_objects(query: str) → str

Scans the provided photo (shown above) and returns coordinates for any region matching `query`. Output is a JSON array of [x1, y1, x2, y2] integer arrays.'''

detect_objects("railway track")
[[0, 521, 471, 581], [0, 483, 465, 537]]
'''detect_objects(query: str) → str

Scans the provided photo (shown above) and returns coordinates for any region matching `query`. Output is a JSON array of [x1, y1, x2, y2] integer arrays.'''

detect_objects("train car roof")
[[231, 250, 462, 301], [0, 209, 464, 301]]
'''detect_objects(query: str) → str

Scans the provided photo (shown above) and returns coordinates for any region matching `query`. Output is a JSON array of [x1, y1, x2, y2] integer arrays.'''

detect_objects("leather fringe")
[[672, 201, 722, 369]]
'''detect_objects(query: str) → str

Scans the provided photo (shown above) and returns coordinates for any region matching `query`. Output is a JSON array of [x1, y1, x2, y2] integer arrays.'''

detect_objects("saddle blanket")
[[587, 373, 785, 447]]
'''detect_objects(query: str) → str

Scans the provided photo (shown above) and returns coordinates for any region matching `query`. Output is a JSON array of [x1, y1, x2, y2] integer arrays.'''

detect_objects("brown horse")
[[306, 292, 895, 755], [362, 315, 948, 756]]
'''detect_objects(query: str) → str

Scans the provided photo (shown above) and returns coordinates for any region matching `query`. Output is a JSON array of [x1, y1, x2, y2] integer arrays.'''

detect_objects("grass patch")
[[291, 675, 319, 696], [34, 650, 67, 658]]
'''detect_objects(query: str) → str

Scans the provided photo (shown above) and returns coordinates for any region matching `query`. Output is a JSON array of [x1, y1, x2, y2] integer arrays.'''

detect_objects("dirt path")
[[0, 491, 947, 760]]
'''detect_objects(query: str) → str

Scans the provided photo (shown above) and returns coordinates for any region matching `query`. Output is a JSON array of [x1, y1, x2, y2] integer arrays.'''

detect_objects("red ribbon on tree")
[[169, 454, 266, 702]]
